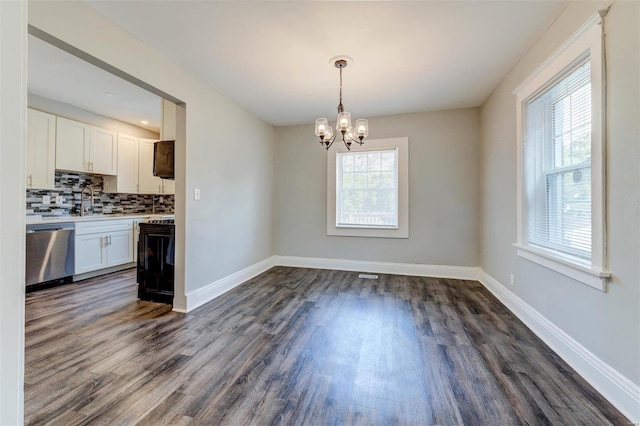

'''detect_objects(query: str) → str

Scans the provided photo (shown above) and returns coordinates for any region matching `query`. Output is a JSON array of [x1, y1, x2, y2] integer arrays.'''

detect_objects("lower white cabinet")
[[75, 233, 108, 274], [74, 219, 134, 275]]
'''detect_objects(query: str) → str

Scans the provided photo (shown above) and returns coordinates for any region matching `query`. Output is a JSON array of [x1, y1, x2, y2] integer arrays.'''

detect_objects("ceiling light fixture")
[[103, 92, 114, 97], [315, 59, 368, 150], [141, 120, 149, 125]]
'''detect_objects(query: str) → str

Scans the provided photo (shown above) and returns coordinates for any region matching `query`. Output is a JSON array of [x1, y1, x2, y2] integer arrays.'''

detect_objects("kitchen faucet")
[[80, 184, 95, 216]]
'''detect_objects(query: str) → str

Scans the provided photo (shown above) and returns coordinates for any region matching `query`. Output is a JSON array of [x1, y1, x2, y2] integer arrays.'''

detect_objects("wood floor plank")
[[24, 267, 631, 425]]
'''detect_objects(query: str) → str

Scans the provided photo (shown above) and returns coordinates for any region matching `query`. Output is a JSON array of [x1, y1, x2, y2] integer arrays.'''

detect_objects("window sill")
[[513, 243, 610, 292]]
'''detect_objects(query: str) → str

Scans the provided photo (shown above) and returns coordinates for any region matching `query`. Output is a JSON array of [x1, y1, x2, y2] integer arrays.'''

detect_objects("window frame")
[[327, 137, 409, 238], [513, 11, 610, 291]]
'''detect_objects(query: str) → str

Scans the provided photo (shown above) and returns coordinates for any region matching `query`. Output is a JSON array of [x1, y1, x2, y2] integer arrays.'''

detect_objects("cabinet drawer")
[[75, 219, 134, 235]]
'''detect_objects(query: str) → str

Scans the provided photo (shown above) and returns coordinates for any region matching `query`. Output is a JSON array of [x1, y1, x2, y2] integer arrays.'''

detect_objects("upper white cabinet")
[[26, 109, 56, 190], [138, 138, 163, 194], [55, 117, 89, 173], [104, 133, 139, 193], [90, 126, 118, 175], [161, 179, 175, 195], [55, 117, 117, 175]]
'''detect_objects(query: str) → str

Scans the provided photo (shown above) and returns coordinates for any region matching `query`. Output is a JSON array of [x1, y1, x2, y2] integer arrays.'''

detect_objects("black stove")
[[138, 220, 175, 304]]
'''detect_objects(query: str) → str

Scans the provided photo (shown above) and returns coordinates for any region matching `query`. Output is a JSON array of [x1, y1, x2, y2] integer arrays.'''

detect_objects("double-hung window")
[[514, 11, 610, 290], [327, 137, 409, 238], [336, 149, 398, 229]]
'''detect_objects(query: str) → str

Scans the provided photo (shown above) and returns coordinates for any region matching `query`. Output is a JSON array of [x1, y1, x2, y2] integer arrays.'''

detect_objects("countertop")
[[26, 213, 174, 225]]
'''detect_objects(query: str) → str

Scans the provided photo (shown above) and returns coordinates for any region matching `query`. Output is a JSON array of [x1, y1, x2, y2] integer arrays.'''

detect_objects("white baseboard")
[[273, 255, 479, 280], [183, 256, 276, 312], [477, 270, 640, 424]]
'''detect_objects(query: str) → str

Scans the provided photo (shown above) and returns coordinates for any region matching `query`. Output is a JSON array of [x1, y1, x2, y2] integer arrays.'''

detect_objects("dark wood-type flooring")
[[25, 267, 630, 425]]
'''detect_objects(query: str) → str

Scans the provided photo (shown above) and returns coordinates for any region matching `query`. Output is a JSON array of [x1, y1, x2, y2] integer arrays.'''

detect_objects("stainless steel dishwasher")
[[26, 222, 75, 286]]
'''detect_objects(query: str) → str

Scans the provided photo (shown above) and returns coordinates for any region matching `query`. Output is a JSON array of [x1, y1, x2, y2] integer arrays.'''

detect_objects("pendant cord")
[[340, 67, 343, 106]]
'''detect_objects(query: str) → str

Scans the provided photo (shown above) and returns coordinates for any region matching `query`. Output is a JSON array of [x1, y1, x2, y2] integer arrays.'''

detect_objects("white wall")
[[0, 1, 27, 423], [28, 0, 275, 306], [275, 109, 480, 266], [28, 94, 160, 139], [480, 0, 639, 388]]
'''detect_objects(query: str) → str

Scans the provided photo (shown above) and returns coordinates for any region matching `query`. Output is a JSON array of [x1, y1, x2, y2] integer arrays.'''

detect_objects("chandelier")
[[315, 59, 369, 150]]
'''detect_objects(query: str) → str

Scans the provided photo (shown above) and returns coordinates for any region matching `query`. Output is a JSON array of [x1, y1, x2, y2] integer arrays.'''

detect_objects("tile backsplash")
[[26, 172, 175, 217]]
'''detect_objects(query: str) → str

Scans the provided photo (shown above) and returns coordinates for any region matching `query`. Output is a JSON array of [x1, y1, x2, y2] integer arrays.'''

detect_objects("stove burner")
[[147, 219, 175, 225]]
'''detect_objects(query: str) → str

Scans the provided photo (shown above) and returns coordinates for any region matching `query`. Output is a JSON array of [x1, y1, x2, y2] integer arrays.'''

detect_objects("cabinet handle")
[[109, 235, 112, 245], [90, 162, 94, 172], [27, 174, 32, 187]]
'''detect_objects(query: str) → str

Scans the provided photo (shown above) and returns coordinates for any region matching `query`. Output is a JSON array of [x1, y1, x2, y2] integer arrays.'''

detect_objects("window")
[[327, 137, 408, 238], [514, 12, 609, 290], [336, 149, 398, 229]]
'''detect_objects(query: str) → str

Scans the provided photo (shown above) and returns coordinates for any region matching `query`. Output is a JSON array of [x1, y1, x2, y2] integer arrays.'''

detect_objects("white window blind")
[[336, 149, 398, 228], [524, 58, 592, 262]]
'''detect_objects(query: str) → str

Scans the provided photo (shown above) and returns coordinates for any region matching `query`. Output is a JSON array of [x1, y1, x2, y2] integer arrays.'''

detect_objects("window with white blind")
[[327, 137, 409, 238], [525, 59, 592, 260], [514, 11, 609, 291]]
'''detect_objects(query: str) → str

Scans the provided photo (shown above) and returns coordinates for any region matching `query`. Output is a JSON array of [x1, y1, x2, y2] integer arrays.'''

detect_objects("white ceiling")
[[28, 35, 162, 132], [85, 1, 567, 127]]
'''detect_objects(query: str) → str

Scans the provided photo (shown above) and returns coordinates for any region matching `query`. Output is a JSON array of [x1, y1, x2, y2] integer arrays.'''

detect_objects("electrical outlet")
[[56, 196, 64, 205], [194, 188, 201, 200], [42, 195, 51, 205], [510, 274, 515, 286], [159, 196, 164, 204]]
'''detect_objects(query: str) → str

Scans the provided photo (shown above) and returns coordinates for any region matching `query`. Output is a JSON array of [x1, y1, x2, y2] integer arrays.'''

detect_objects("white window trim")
[[327, 137, 409, 238], [513, 10, 609, 291]]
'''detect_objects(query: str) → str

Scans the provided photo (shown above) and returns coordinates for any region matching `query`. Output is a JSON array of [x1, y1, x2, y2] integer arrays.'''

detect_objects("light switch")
[[56, 196, 64, 205], [194, 188, 201, 200], [42, 195, 51, 205]]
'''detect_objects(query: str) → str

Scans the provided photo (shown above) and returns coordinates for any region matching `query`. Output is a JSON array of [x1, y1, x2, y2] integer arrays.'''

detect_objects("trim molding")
[[273, 255, 479, 280], [477, 269, 640, 424], [179, 256, 276, 313]]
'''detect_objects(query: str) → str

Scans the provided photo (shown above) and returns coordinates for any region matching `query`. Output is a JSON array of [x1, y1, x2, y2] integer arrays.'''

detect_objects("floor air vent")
[[358, 274, 379, 279]]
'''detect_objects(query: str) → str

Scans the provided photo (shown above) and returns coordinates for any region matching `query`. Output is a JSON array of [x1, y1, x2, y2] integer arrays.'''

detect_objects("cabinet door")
[[75, 233, 108, 274], [27, 109, 56, 189], [56, 117, 89, 173], [90, 126, 118, 175], [108, 229, 134, 267], [138, 138, 162, 194], [117, 134, 139, 193], [161, 178, 175, 195]]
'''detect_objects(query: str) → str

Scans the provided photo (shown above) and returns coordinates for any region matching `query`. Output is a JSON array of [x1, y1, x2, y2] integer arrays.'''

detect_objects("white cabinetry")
[[56, 117, 88, 173], [90, 126, 118, 175], [161, 178, 175, 195], [74, 219, 134, 275], [75, 233, 108, 274], [138, 138, 162, 194], [104, 134, 139, 193], [55, 117, 117, 175], [26, 109, 56, 190]]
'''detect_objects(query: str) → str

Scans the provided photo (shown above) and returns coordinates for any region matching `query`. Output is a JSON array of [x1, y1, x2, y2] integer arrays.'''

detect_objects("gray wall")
[[480, 0, 639, 385], [275, 109, 480, 266], [28, 94, 160, 139]]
